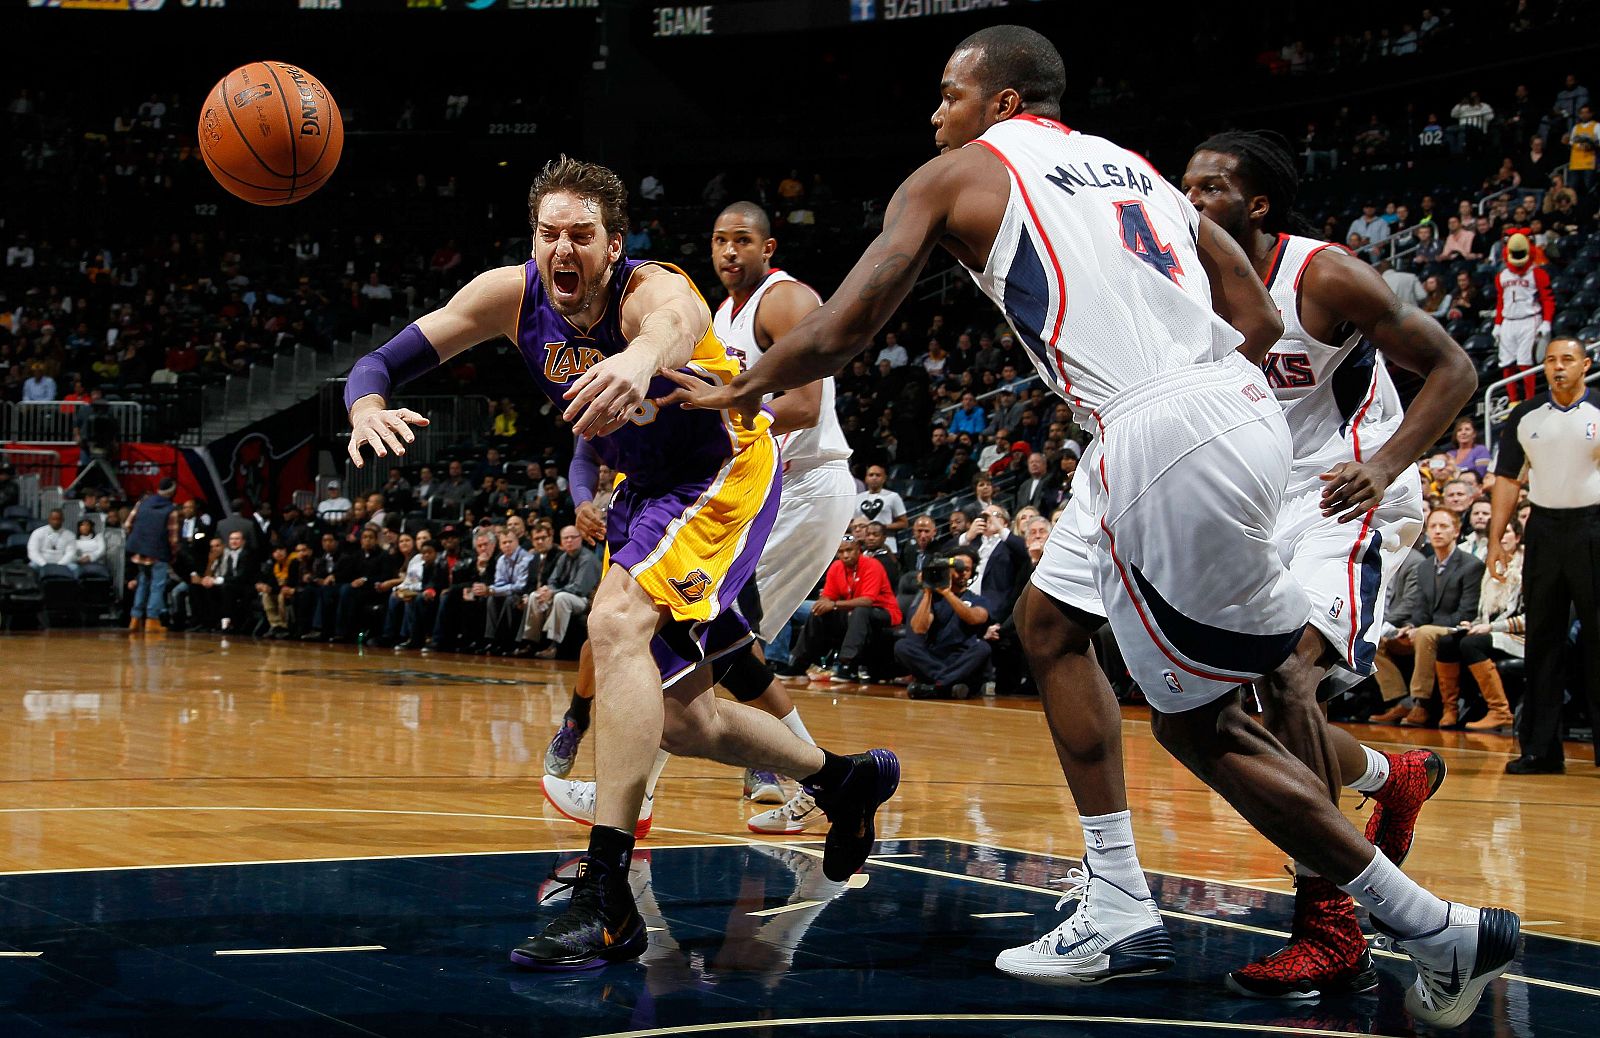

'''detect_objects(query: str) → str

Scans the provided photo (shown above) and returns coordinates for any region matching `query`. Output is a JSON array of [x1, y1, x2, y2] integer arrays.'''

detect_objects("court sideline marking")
[[585, 1013, 1391, 1038]]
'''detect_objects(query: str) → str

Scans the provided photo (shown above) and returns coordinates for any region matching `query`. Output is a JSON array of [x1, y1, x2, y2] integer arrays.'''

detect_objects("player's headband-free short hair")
[[954, 25, 1065, 111], [528, 155, 630, 241]]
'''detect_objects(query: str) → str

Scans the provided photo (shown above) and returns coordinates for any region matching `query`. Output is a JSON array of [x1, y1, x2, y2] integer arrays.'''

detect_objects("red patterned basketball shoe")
[[1364, 749, 1447, 866], [1225, 875, 1378, 999]]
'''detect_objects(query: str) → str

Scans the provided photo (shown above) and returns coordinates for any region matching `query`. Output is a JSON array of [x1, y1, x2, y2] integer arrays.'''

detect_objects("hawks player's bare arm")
[[1300, 250, 1477, 523], [752, 280, 825, 434]]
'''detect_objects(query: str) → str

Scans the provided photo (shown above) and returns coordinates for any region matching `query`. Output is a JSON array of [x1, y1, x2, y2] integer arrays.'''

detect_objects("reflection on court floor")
[[0, 838, 1590, 1036]]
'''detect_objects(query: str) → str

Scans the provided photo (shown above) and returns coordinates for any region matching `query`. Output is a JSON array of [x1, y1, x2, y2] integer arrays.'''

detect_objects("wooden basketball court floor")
[[1, 630, 1596, 1036]]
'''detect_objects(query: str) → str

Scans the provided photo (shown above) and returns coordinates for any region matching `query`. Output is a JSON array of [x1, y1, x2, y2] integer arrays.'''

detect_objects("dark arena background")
[[2, 1, 1599, 1035]]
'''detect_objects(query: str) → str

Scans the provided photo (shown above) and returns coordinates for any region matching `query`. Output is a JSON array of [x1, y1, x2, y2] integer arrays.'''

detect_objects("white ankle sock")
[[1340, 848, 1450, 937], [1080, 811, 1151, 900], [1345, 745, 1391, 794], [645, 749, 671, 799], [779, 708, 815, 746]]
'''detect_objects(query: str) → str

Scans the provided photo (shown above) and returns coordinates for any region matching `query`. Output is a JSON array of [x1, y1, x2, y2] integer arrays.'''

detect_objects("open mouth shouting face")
[[535, 190, 622, 319]]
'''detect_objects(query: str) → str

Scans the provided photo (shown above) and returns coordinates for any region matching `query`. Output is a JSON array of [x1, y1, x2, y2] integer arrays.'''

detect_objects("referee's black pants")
[[1518, 505, 1600, 764]]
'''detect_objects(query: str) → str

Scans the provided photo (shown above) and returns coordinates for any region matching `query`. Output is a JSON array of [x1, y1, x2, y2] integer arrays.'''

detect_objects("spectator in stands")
[[316, 481, 352, 522], [20, 510, 72, 578], [336, 525, 393, 642], [21, 362, 55, 402], [936, 446, 977, 498], [376, 532, 424, 646], [365, 492, 389, 529], [1419, 274, 1450, 318], [919, 339, 949, 379], [278, 504, 312, 551], [1347, 200, 1390, 257], [899, 546, 992, 700], [948, 391, 987, 436], [481, 529, 533, 655], [1461, 499, 1495, 560], [1447, 272, 1482, 321], [255, 543, 297, 639], [437, 460, 473, 506], [862, 521, 900, 587], [877, 332, 908, 369], [1555, 73, 1590, 127], [72, 518, 106, 573], [967, 473, 1000, 516], [1372, 509, 1485, 727], [1435, 521, 1524, 731], [211, 529, 259, 632], [957, 503, 1031, 624], [1449, 417, 1492, 478], [900, 515, 942, 594], [1564, 104, 1597, 194], [1441, 478, 1476, 522], [1439, 216, 1477, 262], [413, 466, 438, 504], [520, 525, 600, 658], [183, 537, 226, 633], [1010, 451, 1058, 515], [791, 533, 901, 683], [431, 526, 490, 651], [124, 477, 178, 631], [1023, 515, 1052, 564], [217, 498, 261, 553], [854, 464, 908, 539]]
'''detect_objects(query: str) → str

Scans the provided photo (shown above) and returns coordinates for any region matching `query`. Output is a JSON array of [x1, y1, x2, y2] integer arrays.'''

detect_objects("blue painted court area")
[[0, 838, 1592, 1036]]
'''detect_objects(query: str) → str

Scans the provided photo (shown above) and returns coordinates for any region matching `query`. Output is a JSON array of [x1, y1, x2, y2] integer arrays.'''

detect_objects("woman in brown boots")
[[1434, 520, 1525, 730]]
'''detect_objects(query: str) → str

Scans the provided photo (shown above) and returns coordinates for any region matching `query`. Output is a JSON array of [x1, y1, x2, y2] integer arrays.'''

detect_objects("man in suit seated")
[[1370, 508, 1484, 727], [953, 503, 1031, 627], [1009, 452, 1059, 516]]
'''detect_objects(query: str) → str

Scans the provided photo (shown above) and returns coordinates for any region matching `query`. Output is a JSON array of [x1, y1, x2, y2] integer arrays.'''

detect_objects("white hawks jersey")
[[961, 115, 1244, 424], [713, 269, 851, 469], [1262, 233, 1403, 493], [1494, 263, 1553, 324]]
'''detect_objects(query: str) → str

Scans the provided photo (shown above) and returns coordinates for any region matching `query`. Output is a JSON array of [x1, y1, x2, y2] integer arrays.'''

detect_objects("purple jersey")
[[514, 257, 768, 491]]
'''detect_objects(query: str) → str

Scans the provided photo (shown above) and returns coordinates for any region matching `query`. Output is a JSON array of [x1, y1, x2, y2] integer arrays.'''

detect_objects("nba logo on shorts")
[[1586, 421, 1596, 441], [1162, 670, 1183, 696], [1329, 596, 1344, 620]]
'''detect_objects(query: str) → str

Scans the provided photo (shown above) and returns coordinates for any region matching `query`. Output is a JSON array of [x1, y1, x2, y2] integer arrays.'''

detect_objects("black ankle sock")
[[568, 692, 592, 731], [800, 749, 853, 793], [586, 823, 635, 875]]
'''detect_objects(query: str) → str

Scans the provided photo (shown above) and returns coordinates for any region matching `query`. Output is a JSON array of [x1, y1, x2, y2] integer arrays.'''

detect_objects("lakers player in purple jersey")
[[343, 157, 899, 971], [667, 27, 1518, 1028]]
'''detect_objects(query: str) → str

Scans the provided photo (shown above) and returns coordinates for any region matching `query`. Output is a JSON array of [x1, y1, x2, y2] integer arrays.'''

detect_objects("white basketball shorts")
[[751, 459, 858, 643], [1084, 356, 1312, 714], [1031, 482, 1106, 619], [1273, 463, 1424, 685]]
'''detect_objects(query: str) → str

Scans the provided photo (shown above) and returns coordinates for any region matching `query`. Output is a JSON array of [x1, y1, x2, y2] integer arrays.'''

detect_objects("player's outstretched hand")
[[653, 368, 765, 430], [1318, 460, 1387, 523], [563, 352, 653, 439], [348, 406, 430, 468]]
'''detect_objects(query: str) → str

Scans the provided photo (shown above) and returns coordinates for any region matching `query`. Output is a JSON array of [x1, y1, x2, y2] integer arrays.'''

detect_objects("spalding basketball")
[[198, 62, 343, 206]]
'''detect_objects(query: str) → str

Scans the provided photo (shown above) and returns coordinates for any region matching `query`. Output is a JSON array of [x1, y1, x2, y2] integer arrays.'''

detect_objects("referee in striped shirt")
[[1489, 338, 1600, 773]]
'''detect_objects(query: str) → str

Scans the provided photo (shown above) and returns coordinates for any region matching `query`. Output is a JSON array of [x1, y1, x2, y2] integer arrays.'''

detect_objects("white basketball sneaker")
[[1375, 902, 1520, 1029], [747, 788, 823, 834], [540, 776, 654, 839], [994, 865, 1175, 984], [743, 768, 786, 804]]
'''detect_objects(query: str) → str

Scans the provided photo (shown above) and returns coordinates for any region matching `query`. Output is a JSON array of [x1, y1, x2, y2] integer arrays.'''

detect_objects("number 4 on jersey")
[[1115, 200, 1183, 284]]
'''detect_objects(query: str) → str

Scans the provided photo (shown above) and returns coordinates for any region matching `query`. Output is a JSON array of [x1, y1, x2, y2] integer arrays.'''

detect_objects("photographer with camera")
[[898, 546, 993, 700]]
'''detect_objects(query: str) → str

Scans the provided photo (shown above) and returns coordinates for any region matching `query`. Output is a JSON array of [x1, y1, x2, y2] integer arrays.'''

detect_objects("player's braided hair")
[[528, 155, 630, 240], [1195, 130, 1323, 239]]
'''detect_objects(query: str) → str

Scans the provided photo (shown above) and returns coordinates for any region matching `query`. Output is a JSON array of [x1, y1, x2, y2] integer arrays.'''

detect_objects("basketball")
[[197, 61, 343, 206]]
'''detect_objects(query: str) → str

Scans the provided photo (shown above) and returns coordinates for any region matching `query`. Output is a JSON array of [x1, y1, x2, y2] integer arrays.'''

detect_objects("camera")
[[921, 556, 957, 590]]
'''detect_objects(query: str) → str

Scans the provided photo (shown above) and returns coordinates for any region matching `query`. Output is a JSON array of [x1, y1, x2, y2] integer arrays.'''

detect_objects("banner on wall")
[[202, 396, 319, 513], [0, 442, 211, 504]]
